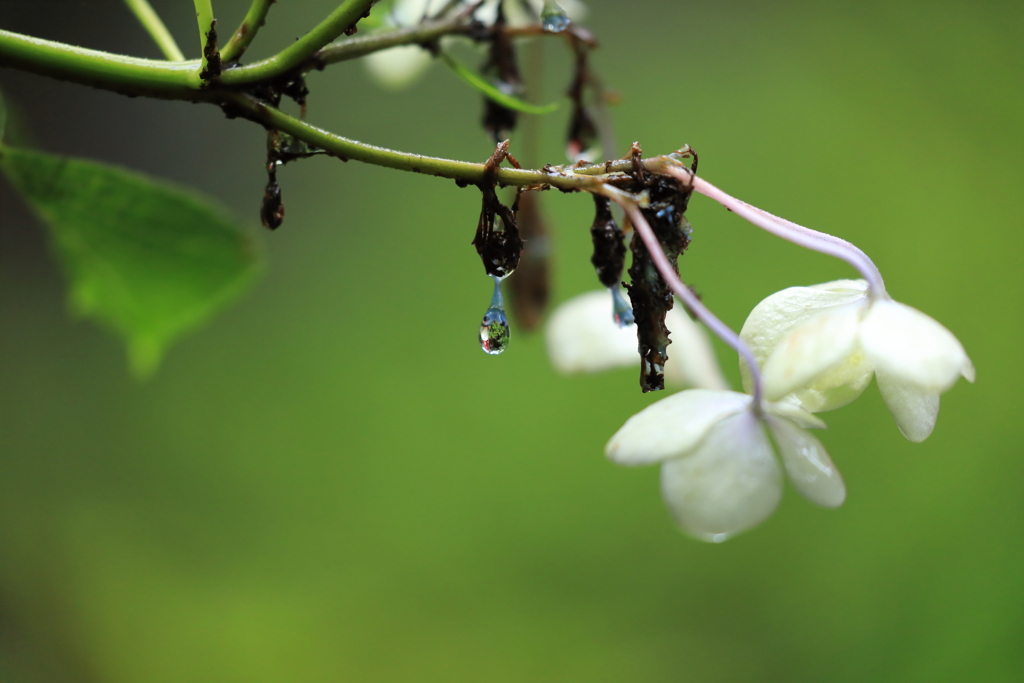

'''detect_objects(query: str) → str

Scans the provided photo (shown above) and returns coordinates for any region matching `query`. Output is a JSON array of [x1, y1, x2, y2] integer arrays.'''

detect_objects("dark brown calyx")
[[623, 145, 694, 392], [260, 176, 284, 230], [507, 190, 550, 331], [565, 39, 598, 161], [481, 5, 522, 142], [589, 194, 625, 289], [473, 141, 523, 278], [473, 184, 522, 278]]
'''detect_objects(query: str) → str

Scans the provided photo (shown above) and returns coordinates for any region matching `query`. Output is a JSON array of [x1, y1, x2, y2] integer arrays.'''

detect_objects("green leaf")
[[439, 52, 560, 115], [0, 145, 261, 376], [0, 87, 6, 142]]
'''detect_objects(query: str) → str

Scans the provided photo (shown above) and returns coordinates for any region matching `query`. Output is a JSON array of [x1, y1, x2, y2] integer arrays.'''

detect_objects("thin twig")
[[315, 12, 474, 65], [123, 0, 185, 61], [220, 0, 275, 64], [661, 163, 888, 299], [193, 0, 217, 80]]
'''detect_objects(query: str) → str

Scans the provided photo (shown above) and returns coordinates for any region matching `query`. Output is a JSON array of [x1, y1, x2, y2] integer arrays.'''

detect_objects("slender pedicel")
[[603, 186, 765, 409], [659, 163, 887, 300]]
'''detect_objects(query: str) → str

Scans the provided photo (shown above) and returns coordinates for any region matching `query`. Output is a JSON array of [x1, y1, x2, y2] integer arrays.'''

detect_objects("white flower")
[[740, 280, 974, 442], [606, 390, 844, 542], [545, 289, 729, 390], [364, 0, 587, 89]]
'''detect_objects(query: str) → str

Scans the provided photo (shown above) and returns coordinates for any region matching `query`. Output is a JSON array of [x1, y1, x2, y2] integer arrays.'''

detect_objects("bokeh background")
[[2, 1, 1021, 681]]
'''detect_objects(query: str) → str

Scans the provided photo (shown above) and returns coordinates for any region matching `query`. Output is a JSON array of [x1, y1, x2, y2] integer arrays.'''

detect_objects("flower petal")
[[875, 369, 940, 442], [765, 401, 827, 430], [761, 303, 865, 402], [787, 350, 874, 412], [767, 416, 845, 508], [606, 390, 751, 466], [860, 300, 971, 393], [545, 290, 638, 374], [364, 45, 433, 90], [739, 281, 868, 393], [660, 411, 782, 542], [664, 304, 730, 391]]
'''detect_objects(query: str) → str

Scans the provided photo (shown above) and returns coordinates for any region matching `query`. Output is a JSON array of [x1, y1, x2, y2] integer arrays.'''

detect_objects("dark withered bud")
[[566, 103, 599, 161], [481, 5, 521, 142], [483, 97, 518, 143], [507, 191, 550, 331], [261, 179, 284, 230], [473, 185, 523, 279], [625, 174, 694, 392], [564, 39, 598, 161], [589, 194, 625, 289]]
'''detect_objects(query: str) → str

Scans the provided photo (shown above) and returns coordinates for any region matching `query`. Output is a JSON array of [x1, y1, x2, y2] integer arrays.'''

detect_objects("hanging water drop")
[[541, 0, 571, 33], [610, 286, 635, 327], [479, 276, 511, 355]]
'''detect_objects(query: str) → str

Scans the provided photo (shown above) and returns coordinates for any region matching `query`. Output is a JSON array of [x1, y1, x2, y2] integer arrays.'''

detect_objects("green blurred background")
[[1, 1, 1021, 681]]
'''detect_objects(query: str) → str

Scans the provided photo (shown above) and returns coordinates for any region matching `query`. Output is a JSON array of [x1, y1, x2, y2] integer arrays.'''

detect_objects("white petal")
[[740, 281, 868, 386], [962, 357, 976, 383], [767, 416, 845, 508], [363, 45, 433, 90], [660, 411, 782, 542], [809, 279, 870, 295], [761, 303, 865, 402], [390, 0, 441, 25], [786, 349, 874, 412], [740, 283, 871, 410], [765, 401, 827, 430], [545, 290, 638, 374], [860, 300, 971, 393], [876, 369, 940, 442], [664, 304, 730, 391], [472, 0, 500, 24], [606, 390, 751, 466]]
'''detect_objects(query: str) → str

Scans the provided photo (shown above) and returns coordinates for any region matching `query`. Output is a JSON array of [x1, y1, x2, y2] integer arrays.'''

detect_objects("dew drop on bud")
[[541, 0, 571, 33], [479, 276, 511, 355], [610, 286, 635, 328]]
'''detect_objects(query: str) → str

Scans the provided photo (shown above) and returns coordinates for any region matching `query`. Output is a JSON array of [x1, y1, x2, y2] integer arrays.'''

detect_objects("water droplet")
[[541, 0, 571, 32], [480, 276, 510, 355], [610, 287, 635, 327]]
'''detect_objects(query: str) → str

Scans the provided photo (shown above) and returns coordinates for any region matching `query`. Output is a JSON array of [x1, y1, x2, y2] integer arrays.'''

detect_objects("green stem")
[[218, 0, 376, 86], [193, 0, 217, 81], [315, 12, 472, 64], [222, 92, 657, 189], [220, 0, 275, 64], [0, 29, 199, 99], [0, 22, 670, 191], [123, 0, 185, 61]]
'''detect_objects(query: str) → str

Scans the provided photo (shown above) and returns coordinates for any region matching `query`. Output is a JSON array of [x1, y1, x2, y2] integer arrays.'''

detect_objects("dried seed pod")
[[507, 191, 550, 331], [625, 171, 694, 392], [473, 184, 523, 279], [564, 38, 599, 161], [260, 175, 284, 230], [566, 102, 599, 161], [481, 5, 522, 142], [589, 194, 625, 289]]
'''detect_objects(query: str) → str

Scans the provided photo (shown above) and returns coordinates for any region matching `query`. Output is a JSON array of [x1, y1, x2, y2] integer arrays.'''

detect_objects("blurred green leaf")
[[0, 87, 6, 142], [439, 52, 560, 115], [0, 145, 260, 376]]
